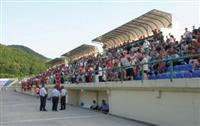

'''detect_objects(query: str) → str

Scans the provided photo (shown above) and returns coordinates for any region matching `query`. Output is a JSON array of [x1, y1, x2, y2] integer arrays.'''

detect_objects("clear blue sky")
[[1, 0, 200, 59]]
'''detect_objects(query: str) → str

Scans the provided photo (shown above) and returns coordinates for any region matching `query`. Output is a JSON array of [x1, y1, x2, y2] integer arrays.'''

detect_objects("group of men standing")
[[39, 84, 66, 111]]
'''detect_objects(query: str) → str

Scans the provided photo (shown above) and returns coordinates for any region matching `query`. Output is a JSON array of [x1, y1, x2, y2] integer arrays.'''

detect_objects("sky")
[[0, 0, 200, 59]]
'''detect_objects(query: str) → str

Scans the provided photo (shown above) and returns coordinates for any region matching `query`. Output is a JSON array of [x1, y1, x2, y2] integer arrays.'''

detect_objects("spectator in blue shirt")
[[99, 100, 109, 114], [60, 86, 67, 110], [39, 84, 47, 111]]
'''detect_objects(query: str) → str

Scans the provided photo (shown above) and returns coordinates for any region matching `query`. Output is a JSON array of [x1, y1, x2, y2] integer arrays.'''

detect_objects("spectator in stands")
[[99, 64, 105, 82], [192, 26, 198, 38], [187, 32, 193, 43], [184, 28, 190, 38], [143, 39, 150, 53], [180, 35, 186, 43], [169, 34, 176, 43], [94, 63, 99, 82], [140, 55, 148, 80], [121, 52, 131, 80], [197, 32, 200, 44], [34, 84, 40, 96], [102, 64, 108, 81]]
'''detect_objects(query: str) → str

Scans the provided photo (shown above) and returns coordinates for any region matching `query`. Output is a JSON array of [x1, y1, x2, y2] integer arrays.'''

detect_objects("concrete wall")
[[79, 91, 97, 108], [97, 91, 108, 106], [67, 89, 109, 108], [65, 79, 200, 126], [67, 90, 79, 105], [110, 90, 200, 126]]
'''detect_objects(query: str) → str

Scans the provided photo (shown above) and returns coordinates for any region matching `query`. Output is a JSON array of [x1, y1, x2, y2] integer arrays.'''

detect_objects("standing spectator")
[[186, 32, 193, 43], [184, 28, 190, 38], [99, 64, 105, 82], [34, 84, 40, 96], [143, 39, 150, 50], [94, 63, 99, 82], [102, 65, 108, 81], [60, 86, 67, 110], [192, 26, 198, 38], [197, 32, 200, 44], [121, 53, 131, 80], [51, 86, 60, 111], [55, 71, 61, 89], [39, 84, 47, 111], [141, 55, 149, 80]]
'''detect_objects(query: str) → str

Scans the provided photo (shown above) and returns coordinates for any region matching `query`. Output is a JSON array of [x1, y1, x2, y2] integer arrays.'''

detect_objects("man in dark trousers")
[[60, 86, 67, 110], [39, 84, 47, 111], [51, 86, 60, 111]]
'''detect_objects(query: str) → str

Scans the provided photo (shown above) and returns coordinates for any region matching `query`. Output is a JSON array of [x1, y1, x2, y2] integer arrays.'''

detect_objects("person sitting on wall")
[[80, 102, 84, 107], [90, 100, 98, 110], [99, 100, 109, 114]]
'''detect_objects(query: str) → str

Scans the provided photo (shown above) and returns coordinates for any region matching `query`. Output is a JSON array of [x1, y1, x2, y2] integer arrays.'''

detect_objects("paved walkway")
[[0, 88, 150, 126]]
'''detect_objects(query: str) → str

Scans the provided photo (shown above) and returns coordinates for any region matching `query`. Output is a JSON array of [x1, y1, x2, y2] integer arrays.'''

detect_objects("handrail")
[[54, 54, 200, 84]]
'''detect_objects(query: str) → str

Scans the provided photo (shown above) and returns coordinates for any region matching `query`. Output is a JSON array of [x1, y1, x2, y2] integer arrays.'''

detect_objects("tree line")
[[0, 44, 49, 78]]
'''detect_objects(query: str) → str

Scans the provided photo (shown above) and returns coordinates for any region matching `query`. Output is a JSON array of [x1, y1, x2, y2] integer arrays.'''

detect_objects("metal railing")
[[48, 54, 200, 84]]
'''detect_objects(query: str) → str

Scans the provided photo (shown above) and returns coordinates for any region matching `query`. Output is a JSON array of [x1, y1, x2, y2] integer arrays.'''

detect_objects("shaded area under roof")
[[62, 44, 98, 61], [92, 9, 172, 48], [47, 58, 66, 67]]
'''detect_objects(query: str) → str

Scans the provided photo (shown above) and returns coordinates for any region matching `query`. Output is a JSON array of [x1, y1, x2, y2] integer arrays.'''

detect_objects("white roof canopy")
[[92, 9, 172, 48]]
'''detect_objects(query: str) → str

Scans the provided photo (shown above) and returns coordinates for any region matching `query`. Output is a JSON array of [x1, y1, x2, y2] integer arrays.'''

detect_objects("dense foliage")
[[0, 44, 49, 78]]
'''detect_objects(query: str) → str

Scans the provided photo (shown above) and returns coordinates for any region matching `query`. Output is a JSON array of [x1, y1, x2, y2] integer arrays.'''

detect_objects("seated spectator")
[[80, 102, 84, 107], [90, 100, 98, 110], [99, 100, 109, 114]]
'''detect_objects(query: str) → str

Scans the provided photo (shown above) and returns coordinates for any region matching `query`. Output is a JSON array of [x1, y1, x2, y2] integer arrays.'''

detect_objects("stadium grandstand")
[[16, 9, 200, 126], [62, 44, 98, 62], [20, 9, 200, 88], [47, 57, 67, 68], [0, 79, 16, 91]]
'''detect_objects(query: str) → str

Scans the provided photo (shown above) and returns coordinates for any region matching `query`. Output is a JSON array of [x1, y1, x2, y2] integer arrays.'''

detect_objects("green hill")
[[0, 44, 49, 78], [8, 45, 50, 60]]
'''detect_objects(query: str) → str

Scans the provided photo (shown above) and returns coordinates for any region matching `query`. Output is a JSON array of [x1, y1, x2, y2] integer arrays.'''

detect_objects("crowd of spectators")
[[21, 26, 200, 90]]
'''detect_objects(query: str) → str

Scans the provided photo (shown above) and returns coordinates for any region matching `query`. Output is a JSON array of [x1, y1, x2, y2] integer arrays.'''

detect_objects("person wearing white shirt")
[[184, 28, 190, 38], [51, 86, 60, 111], [143, 39, 150, 49], [60, 86, 67, 110], [90, 100, 98, 110], [39, 84, 47, 111], [99, 65, 104, 82]]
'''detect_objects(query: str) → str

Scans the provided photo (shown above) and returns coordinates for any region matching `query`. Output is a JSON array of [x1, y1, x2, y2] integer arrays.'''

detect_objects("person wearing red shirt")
[[55, 71, 61, 90]]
